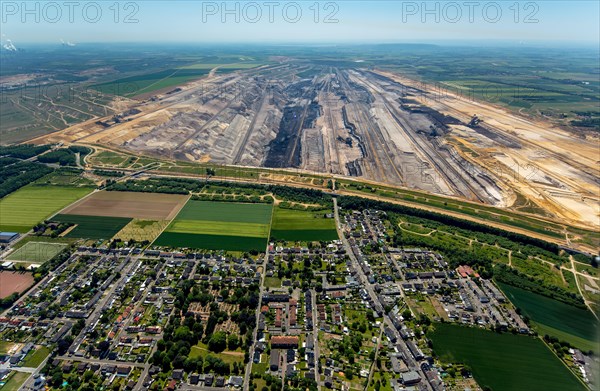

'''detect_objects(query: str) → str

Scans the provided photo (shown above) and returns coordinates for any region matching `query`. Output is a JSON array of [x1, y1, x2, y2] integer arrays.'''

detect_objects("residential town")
[[2, 206, 590, 391]]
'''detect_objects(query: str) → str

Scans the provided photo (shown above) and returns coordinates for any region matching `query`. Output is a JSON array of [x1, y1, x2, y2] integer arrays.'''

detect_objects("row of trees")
[[108, 177, 202, 194], [108, 178, 333, 206], [0, 144, 51, 159], [0, 160, 53, 197], [392, 228, 494, 278], [38, 148, 84, 166]]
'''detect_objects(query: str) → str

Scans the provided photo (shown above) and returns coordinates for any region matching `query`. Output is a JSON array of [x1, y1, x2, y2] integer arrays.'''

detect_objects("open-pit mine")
[[34, 63, 600, 230]]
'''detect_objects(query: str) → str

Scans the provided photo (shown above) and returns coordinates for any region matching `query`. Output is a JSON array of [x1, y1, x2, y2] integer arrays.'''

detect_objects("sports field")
[[154, 200, 273, 251], [270, 207, 338, 241], [429, 323, 586, 391], [0, 185, 93, 232], [61, 191, 188, 220], [7, 242, 67, 263], [52, 214, 132, 240], [498, 283, 599, 352]]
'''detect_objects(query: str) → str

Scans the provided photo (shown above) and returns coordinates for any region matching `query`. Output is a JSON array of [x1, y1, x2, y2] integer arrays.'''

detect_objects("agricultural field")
[[92, 68, 212, 97], [0, 271, 35, 299], [52, 214, 132, 240], [174, 200, 272, 223], [61, 191, 188, 220], [270, 207, 338, 241], [0, 185, 93, 233], [180, 62, 264, 70], [7, 241, 67, 263], [378, 45, 600, 125], [498, 283, 599, 352], [429, 323, 586, 391], [154, 201, 273, 251], [167, 220, 270, 237], [155, 233, 267, 251], [113, 219, 170, 242]]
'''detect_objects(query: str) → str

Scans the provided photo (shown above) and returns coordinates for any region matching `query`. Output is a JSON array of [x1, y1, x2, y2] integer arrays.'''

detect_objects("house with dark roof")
[[229, 376, 244, 388], [116, 366, 131, 376], [270, 349, 281, 371]]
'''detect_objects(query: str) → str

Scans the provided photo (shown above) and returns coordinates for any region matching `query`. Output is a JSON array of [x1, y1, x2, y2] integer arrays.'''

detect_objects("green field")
[[175, 201, 273, 224], [189, 342, 244, 365], [429, 323, 586, 391], [498, 283, 599, 352], [0, 185, 93, 232], [180, 62, 263, 70], [52, 214, 132, 240], [155, 201, 273, 251], [7, 242, 67, 263], [89, 150, 131, 166], [168, 220, 269, 237], [0, 341, 17, 354], [264, 277, 282, 288], [154, 232, 268, 251], [21, 346, 50, 368], [270, 207, 338, 241], [92, 68, 211, 97], [0, 371, 30, 391], [114, 219, 170, 242]]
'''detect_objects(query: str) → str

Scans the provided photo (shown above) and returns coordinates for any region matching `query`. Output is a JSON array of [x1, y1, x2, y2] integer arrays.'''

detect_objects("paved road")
[[365, 325, 384, 390], [130, 261, 170, 391], [17, 354, 52, 391], [0, 364, 37, 373], [70, 256, 140, 355], [332, 198, 432, 391], [243, 250, 269, 391], [310, 289, 321, 390]]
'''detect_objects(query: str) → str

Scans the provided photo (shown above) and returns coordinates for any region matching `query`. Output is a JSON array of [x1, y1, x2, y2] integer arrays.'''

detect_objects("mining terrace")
[[33, 63, 600, 229]]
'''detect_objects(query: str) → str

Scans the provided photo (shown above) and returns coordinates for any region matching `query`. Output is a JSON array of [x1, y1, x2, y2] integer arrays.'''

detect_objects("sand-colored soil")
[[61, 191, 189, 220]]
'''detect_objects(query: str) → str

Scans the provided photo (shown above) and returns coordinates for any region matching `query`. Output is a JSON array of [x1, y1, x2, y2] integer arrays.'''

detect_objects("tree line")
[[0, 160, 53, 198], [337, 195, 560, 254]]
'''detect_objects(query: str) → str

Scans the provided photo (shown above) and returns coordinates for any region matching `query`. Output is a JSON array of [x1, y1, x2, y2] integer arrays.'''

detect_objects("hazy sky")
[[1, 1, 599, 45]]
